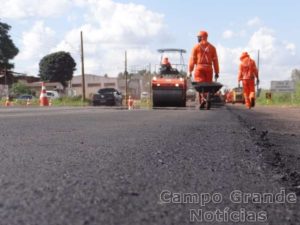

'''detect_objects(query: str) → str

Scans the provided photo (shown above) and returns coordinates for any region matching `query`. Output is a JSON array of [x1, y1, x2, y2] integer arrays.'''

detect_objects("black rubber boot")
[[199, 101, 206, 110], [250, 98, 255, 107]]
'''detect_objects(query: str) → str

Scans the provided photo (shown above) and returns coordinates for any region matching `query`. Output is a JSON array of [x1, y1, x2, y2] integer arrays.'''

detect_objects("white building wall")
[[71, 74, 118, 98]]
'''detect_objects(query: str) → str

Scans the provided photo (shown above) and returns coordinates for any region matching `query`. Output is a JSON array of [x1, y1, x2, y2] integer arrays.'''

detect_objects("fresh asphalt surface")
[[0, 105, 299, 225]]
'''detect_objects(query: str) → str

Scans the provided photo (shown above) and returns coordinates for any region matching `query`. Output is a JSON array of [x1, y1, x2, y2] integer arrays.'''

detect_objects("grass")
[[0, 96, 90, 107], [257, 82, 300, 107], [50, 97, 90, 107]]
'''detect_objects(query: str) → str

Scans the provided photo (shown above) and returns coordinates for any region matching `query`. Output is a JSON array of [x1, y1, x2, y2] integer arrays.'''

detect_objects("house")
[[25, 81, 64, 96], [71, 74, 118, 98]]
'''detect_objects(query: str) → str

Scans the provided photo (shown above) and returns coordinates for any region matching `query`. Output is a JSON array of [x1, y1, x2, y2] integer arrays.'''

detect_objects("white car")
[[140, 92, 149, 100], [46, 90, 60, 99]]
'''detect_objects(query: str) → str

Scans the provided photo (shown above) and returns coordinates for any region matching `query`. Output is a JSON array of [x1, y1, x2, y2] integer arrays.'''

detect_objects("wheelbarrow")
[[192, 81, 223, 110]]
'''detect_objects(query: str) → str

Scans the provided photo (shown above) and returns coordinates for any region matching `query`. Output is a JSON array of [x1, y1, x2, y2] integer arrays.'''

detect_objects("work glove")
[[214, 73, 219, 81], [256, 79, 260, 86]]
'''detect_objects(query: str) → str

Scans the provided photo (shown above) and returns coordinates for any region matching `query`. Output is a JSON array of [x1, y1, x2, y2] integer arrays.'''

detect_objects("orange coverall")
[[238, 52, 259, 108], [189, 37, 219, 82]]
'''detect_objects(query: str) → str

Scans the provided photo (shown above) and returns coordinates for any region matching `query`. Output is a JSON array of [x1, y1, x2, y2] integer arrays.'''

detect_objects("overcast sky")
[[1, 0, 299, 88]]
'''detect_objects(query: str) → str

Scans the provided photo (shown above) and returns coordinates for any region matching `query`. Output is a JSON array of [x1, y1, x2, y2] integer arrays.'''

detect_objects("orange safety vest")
[[238, 57, 258, 80], [189, 42, 219, 73]]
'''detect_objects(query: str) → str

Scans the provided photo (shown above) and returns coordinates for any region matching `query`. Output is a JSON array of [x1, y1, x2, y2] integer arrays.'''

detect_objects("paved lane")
[[0, 106, 299, 224]]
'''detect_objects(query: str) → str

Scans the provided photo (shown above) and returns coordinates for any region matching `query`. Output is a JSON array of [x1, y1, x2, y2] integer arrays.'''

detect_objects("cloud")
[[221, 29, 247, 40], [247, 17, 262, 27], [217, 26, 299, 88], [14, 21, 57, 74], [51, 0, 169, 75], [10, 0, 168, 75], [17, 21, 56, 60], [0, 0, 71, 19], [285, 42, 296, 55], [222, 30, 234, 39]]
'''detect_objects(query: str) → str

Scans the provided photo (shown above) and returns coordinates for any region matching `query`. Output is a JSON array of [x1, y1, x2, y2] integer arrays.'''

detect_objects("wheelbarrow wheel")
[[199, 102, 205, 110], [206, 101, 211, 110]]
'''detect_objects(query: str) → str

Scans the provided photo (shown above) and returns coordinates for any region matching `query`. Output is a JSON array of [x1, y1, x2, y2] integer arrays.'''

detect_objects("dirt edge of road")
[[227, 106, 300, 197]]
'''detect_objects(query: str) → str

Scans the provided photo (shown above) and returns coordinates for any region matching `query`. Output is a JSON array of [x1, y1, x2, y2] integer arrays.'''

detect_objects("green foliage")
[[0, 21, 19, 70], [11, 82, 31, 95], [257, 83, 300, 106], [291, 69, 300, 82], [39, 51, 76, 87], [51, 96, 89, 106], [293, 82, 300, 104]]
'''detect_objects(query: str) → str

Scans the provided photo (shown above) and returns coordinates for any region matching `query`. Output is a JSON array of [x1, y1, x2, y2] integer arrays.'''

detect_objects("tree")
[[11, 82, 31, 96], [291, 69, 300, 82], [0, 21, 19, 71], [39, 51, 76, 88]]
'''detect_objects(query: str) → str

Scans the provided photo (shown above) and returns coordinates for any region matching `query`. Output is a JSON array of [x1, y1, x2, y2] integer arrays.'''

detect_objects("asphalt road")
[[0, 105, 299, 225]]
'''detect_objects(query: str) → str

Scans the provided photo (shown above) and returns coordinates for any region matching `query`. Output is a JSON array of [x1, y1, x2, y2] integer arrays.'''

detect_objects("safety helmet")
[[197, 31, 208, 38], [240, 52, 249, 60]]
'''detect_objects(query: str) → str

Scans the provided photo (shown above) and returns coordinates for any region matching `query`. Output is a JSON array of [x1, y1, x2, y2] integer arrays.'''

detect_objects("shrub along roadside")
[[257, 82, 300, 106], [0, 96, 89, 107]]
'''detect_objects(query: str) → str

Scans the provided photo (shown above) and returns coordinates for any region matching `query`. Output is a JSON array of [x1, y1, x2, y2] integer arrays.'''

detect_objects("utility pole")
[[125, 51, 128, 103], [80, 31, 86, 101], [257, 50, 260, 73], [4, 66, 8, 97], [256, 49, 260, 98], [148, 63, 152, 105]]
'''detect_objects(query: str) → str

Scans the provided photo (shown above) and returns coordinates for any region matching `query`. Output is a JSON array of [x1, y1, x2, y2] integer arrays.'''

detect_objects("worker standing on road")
[[189, 31, 219, 82], [189, 30, 220, 107], [238, 52, 259, 109]]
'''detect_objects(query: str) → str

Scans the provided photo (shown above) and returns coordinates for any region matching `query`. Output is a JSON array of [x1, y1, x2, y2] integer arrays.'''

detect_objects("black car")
[[92, 88, 123, 106]]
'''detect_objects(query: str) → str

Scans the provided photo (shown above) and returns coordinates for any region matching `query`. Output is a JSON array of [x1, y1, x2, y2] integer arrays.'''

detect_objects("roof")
[[157, 49, 187, 54]]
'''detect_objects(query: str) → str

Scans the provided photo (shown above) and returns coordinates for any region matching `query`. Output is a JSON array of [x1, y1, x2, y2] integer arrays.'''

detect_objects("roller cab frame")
[[152, 49, 188, 107]]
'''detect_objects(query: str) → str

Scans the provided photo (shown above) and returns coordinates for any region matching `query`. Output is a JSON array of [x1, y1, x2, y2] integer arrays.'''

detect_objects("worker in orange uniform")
[[238, 52, 259, 109], [189, 31, 220, 108]]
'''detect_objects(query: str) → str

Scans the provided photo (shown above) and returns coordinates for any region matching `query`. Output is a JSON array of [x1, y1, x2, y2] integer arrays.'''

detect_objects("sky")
[[0, 0, 299, 88]]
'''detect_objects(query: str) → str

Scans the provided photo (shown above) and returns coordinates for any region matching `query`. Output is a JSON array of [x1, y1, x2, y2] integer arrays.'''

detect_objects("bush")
[[11, 82, 32, 96], [257, 82, 300, 106]]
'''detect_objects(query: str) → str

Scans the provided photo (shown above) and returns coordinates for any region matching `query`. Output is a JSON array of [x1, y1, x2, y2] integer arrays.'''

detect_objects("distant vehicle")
[[46, 90, 60, 99], [140, 92, 149, 100], [16, 94, 35, 100], [186, 88, 196, 101], [231, 87, 245, 104], [210, 92, 223, 104], [152, 48, 187, 107], [92, 88, 123, 106]]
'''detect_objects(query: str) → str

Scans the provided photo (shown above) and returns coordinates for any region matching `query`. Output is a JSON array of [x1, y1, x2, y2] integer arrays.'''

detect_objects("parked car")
[[16, 94, 35, 100], [92, 88, 122, 106], [46, 90, 60, 99]]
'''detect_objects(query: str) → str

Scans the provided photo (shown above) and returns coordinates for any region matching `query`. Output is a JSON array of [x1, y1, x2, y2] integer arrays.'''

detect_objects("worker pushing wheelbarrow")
[[191, 79, 223, 110], [189, 30, 223, 110]]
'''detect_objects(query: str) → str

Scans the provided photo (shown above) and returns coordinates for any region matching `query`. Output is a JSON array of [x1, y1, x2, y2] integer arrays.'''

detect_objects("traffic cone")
[[4, 96, 11, 107], [26, 98, 31, 107], [128, 96, 134, 110], [39, 82, 49, 106]]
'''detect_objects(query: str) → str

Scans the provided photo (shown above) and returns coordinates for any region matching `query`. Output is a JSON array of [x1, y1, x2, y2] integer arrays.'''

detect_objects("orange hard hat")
[[240, 52, 249, 60], [197, 31, 208, 38]]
